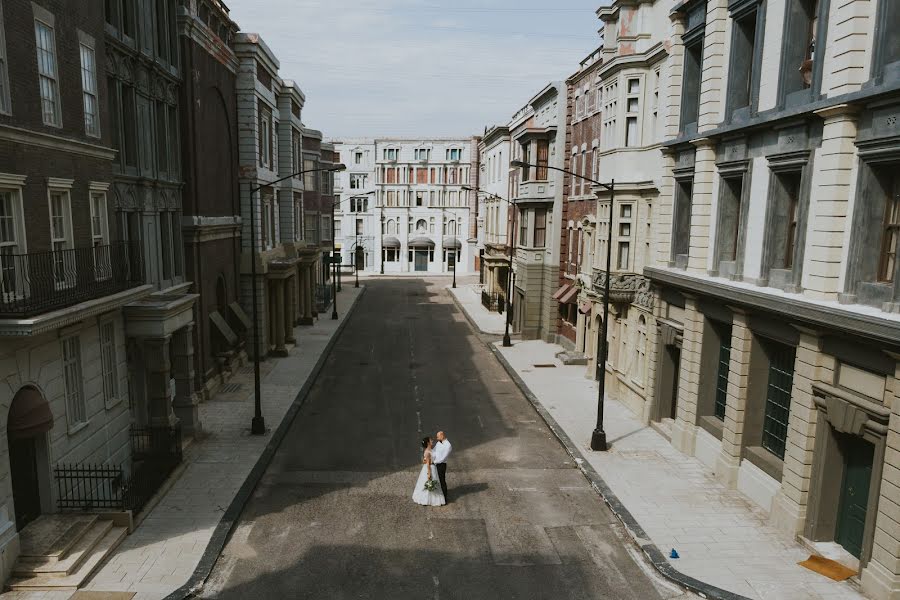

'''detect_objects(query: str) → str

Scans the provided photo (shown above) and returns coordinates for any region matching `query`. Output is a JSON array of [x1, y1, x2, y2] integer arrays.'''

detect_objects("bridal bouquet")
[[423, 479, 438, 492]]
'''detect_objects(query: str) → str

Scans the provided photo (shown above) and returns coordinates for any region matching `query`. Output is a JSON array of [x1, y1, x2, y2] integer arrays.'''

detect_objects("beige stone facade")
[[645, 0, 900, 596]]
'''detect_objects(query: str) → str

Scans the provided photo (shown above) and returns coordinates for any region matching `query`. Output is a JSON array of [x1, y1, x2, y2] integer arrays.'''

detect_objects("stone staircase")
[[7, 514, 128, 591]]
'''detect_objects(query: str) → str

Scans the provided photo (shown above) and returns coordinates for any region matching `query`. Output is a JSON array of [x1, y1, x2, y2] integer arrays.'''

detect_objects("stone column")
[[285, 274, 296, 345], [301, 265, 315, 325], [860, 360, 900, 600], [310, 264, 319, 318], [715, 310, 753, 486], [171, 325, 200, 435], [145, 336, 177, 427], [770, 330, 823, 536], [688, 138, 717, 274], [294, 267, 304, 326], [671, 297, 702, 455], [272, 278, 288, 356]]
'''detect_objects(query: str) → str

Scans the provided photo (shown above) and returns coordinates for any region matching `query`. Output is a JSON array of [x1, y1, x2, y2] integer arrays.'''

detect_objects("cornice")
[[0, 124, 117, 160]]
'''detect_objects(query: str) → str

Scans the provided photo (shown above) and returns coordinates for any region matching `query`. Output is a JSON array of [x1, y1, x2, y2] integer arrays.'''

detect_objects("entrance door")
[[835, 434, 874, 558], [9, 437, 41, 530], [668, 346, 681, 419], [355, 247, 365, 272], [414, 250, 428, 272]]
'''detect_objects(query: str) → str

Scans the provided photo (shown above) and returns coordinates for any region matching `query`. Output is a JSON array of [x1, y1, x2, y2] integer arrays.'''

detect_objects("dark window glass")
[[762, 341, 795, 460]]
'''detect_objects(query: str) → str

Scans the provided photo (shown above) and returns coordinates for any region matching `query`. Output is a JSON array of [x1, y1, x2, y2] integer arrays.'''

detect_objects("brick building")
[[177, 0, 247, 405], [645, 0, 900, 594]]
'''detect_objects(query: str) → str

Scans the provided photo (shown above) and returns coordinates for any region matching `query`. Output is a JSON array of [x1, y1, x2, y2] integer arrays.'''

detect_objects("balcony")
[[515, 180, 554, 203], [0, 242, 144, 318], [591, 270, 653, 309]]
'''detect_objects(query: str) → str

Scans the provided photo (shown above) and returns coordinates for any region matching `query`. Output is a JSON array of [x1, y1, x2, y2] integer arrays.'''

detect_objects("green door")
[[835, 434, 874, 559]]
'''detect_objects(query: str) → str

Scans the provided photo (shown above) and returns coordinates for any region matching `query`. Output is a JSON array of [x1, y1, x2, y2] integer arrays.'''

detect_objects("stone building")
[[477, 126, 512, 311], [646, 0, 900, 595], [299, 128, 332, 312], [508, 83, 567, 340], [234, 33, 319, 357], [177, 0, 247, 404], [333, 138, 477, 275], [561, 1, 670, 420]]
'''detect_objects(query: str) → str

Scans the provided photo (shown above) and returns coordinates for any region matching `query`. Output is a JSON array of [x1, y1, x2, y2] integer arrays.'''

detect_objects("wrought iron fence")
[[0, 241, 143, 317], [316, 283, 333, 312], [55, 424, 182, 515]]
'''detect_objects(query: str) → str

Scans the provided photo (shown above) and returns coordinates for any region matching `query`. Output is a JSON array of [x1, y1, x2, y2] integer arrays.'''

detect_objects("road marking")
[[432, 575, 440, 600], [416, 410, 422, 435], [508, 487, 538, 492], [476, 415, 484, 429]]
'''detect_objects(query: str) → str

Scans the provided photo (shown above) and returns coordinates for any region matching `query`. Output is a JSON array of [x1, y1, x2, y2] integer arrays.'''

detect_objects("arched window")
[[416, 219, 427, 233], [636, 315, 647, 385], [386, 219, 396, 234], [446, 220, 456, 235]]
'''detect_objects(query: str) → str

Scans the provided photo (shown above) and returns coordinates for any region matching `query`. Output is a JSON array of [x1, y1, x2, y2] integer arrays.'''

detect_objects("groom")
[[432, 431, 452, 502]]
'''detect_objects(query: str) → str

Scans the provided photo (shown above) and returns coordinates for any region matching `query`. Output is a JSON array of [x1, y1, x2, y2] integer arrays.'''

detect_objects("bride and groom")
[[412, 431, 451, 506]]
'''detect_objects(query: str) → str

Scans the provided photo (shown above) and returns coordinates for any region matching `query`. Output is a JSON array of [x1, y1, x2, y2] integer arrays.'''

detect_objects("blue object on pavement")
[[670, 548, 679, 559]]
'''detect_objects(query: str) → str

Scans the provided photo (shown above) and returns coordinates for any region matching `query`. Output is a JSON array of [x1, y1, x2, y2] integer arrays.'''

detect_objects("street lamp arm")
[[509, 160, 612, 191], [250, 164, 347, 195], [461, 185, 511, 204]]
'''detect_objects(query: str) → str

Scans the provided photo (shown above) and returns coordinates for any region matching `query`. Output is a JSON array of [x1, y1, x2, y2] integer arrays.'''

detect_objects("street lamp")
[[248, 163, 346, 435], [510, 159, 614, 452], [463, 185, 515, 347]]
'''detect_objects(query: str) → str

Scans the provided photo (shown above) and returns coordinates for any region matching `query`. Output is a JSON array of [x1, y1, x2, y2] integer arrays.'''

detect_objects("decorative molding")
[[47, 177, 74, 190], [89, 181, 111, 192], [0, 125, 116, 160], [592, 271, 654, 309], [812, 383, 890, 436], [0, 173, 27, 187]]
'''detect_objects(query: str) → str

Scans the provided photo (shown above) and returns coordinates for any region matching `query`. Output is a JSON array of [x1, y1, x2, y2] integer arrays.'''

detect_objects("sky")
[[226, 0, 604, 139]]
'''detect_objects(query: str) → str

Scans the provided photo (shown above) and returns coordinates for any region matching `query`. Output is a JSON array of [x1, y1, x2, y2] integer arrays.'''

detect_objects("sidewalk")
[[493, 339, 864, 600], [447, 283, 507, 335], [0, 286, 364, 600]]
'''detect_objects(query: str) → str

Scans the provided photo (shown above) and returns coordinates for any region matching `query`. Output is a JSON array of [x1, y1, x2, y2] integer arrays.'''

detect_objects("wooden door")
[[836, 434, 874, 559]]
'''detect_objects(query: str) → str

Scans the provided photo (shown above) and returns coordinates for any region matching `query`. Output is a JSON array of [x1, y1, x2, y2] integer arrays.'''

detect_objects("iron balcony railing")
[[481, 290, 506, 314], [0, 241, 144, 318]]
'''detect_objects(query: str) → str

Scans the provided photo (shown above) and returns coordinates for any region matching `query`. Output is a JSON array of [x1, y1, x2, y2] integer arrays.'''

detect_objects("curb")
[[489, 346, 752, 600], [446, 286, 507, 336], [164, 286, 368, 600]]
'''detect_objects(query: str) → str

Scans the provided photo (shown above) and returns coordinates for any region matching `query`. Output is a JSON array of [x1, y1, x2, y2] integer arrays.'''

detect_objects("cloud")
[[227, 0, 600, 137]]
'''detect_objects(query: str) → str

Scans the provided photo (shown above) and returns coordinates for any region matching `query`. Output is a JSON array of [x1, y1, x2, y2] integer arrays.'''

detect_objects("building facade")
[[645, 0, 900, 595], [477, 126, 511, 311], [509, 83, 567, 341], [177, 0, 247, 404], [334, 138, 477, 275], [564, 1, 670, 420]]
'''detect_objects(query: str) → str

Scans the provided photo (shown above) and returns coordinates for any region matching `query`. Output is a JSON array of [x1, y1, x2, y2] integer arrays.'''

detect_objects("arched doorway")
[[7, 386, 53, 530], [355, 247, 365, 272]]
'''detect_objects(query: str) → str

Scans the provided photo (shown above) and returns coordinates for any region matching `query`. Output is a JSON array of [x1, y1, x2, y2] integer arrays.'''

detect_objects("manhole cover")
[[220, 383, 243, 393]]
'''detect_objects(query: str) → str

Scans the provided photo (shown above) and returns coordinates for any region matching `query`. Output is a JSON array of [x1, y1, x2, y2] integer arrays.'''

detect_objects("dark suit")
[[436, 462, 448, 501]]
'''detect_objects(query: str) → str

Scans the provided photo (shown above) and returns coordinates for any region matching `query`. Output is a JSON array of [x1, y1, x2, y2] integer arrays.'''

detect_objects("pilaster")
[[688, 138, 716, 274], [716, 310, 752, 486], [171, 325, 200, 435], [272, 278, 288, 356], [672, 297, 702, 455]]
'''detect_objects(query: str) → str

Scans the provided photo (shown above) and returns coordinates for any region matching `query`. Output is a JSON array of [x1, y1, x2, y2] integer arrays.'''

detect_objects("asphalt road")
[[200, 278, 685, 600]]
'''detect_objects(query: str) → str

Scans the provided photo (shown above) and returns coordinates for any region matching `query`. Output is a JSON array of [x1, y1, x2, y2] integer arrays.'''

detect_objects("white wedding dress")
[[412, 450, 445, 506]]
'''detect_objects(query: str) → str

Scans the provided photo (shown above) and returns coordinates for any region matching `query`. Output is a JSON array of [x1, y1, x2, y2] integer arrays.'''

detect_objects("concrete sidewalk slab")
[[448, 283, 507, 335], [493, 339, 865, 600], [0, 287, 365, 600]]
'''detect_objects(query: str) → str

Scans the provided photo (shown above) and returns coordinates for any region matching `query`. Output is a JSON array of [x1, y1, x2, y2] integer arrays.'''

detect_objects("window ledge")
[[105, 397, 124, 412], [67, 420, 90, 437], [698, 415, 724, 441], [742, 445, 784, 482]]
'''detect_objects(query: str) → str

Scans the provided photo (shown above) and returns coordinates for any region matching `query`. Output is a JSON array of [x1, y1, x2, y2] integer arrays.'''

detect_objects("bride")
[[412, 437, 446, 506]]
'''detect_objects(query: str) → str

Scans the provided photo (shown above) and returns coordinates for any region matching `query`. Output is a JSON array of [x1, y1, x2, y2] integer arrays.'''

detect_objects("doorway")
[[835, 433, 875, 559], [7, 386, 53, 530], [668, 346, 681, 419], [653, 326, 683, 423], [9, 438, 40, 530], [414, 250, 428, 272], [355, 247, 365, 272]]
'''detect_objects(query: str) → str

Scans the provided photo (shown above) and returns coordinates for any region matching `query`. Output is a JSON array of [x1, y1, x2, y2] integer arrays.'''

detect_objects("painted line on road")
[[163, 286, 369, 600], [476, 415, 484, 429]]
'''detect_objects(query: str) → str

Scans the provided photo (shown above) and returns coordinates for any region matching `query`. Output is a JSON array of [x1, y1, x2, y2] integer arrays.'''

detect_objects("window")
[[35, 19, 61, 126], [771, 172, 803, 271], [261, 193, 274, 249], [99, 321, 118, 406], [618, 242, 630, 270], [519, 210, 528, 247], [160, 211, 172, 280], [635, 315, 647, 385], [156, 102, 169, 173], [305, 211, 318, 243], [714, 325, 732, 420], [651, 70, 660, 139], [447, 148, 461, 161], [303, 159, 317, 191], [533, 209, 547, 247], [386, 190, 397, 207], [293, 193, 303, 241], [49, 188, 73, 287], [334, 220, 342, 239], [781, 0, 822, 100], [384, 148, 398, 161], [536, 140, 549, 180], [728, 8, 760, 115], [673, 179, 693, 262], [62, 336, 86, 427], [761, 341, 795, 460], [879, 179, 900, 283], [321, 215, 332, 241], [449, 191, 459, 206], [356, 219, 363, 236], [350, 174, 368, 189], [680, 11, 705, 130], [718, 176, 745, 263], [384, 248, 399, 262], [416, 219, 427, 233], [292, 132, 302, 174], [0, 4, 10, 113], [0, 188, 24, 298], [171, 211, 182, 277], [79, 42, 98, 134], [415, 148, 431, 161], [122, 85, 137, 167], [90, 191, 108, 247], [354, 151, 363, 164], [520, 142, 531, 181], [625, 117, 639, 147], [259, 106, 272, 168], [350, 197, 368, 212], [415, 192, 425, 207], [603, 80, 618, 149]]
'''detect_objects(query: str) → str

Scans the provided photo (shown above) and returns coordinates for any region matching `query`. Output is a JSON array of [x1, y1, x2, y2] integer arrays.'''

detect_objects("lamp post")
[[510, 160, 614, 452], [463, 185, 515, 347], [355, 235, 360, 288], [248, 163, 346, 435]]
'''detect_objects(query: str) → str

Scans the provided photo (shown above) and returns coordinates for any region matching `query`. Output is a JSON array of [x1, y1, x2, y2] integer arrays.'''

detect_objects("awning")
[[8, 387, 53, 440], [552, 284, 571, 300], [382, 236, 401, 249], [409, 236, 435, 248], [578, 301, 592, 315], [443, 236, 462, 249], [560, 286, 579, 305]]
